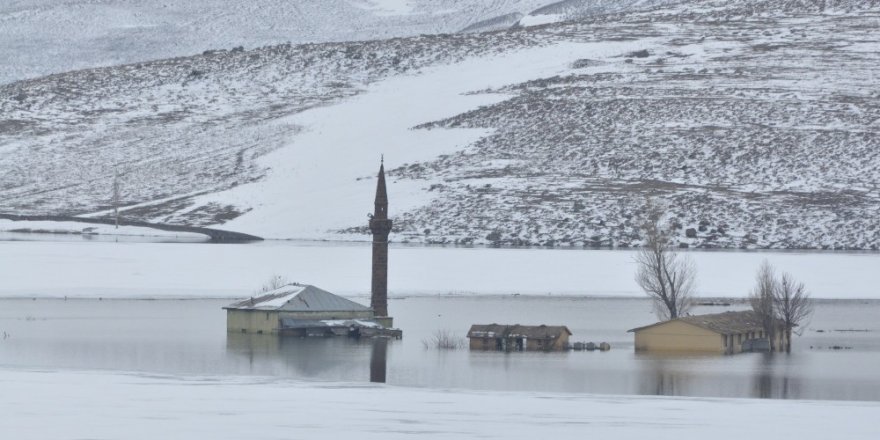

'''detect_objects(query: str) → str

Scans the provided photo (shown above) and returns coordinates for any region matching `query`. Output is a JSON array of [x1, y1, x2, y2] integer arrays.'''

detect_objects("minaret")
[[369, 158, 393, 325]]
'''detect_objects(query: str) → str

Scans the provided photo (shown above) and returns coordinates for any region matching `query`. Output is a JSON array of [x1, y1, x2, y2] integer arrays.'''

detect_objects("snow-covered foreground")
[[2, 368, 878, 439], [0, 241, 877, 299]]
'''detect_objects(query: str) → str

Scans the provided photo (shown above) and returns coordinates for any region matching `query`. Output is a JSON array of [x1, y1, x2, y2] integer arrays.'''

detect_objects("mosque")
[[223, 161, 400, 338]]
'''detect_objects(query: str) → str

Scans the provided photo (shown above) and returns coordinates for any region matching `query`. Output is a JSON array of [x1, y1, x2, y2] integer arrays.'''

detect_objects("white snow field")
[[2, 368, 878, 440], [0, 240, 877, 299]]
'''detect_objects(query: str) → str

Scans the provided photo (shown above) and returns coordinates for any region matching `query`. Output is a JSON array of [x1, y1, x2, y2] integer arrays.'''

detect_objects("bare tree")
[[257, 275, 290, 294], [749, 261, 778, 351], [749, 262, 814, 353], [421, 330, 466, 350], [775, 272, 813, 353], [635, 218, 696, 320]]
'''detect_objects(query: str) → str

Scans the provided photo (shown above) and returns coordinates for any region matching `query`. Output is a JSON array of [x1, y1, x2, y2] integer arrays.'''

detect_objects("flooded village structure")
[[223, 283, 395, 337], [628, 311, 788, 354], [223, 162, 797, 357], [467, 324, 572, 352], [224, 161, 399, 338]]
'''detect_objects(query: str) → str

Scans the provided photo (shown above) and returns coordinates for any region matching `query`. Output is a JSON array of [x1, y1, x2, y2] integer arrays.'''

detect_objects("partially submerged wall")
[[634, 321, 723, 353]]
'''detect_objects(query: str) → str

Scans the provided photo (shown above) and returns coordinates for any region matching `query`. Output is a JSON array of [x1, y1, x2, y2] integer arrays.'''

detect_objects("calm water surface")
[[1, 296, 878, 401]]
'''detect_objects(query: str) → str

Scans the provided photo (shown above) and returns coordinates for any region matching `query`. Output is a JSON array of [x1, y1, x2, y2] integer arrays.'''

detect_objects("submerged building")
[[224, 161, 399, 337], [628, 310, 787, 354], [224, 283, 380, 335], [466, 324, 572, 352]]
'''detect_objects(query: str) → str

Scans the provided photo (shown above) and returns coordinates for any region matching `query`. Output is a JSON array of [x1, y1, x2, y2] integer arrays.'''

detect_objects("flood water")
[[1, 296, 878, 401]]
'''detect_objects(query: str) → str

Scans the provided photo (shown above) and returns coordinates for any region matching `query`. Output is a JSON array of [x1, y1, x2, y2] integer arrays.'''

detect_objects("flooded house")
[[223, 283, 381, 335], [467, 324, 572, 352], [628, 310, 787, 354]]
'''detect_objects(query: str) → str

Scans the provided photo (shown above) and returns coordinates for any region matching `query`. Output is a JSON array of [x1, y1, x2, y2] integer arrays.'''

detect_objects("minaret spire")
[[369, 158, 393, 322], [374, 158, 388, 219]]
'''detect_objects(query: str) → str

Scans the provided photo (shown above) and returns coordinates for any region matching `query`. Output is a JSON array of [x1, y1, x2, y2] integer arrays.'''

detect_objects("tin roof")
[[627, 310, 766, 335], [467, 324, 572, 340], [279, 318, 381, 329], [224, 284, 371, 312]]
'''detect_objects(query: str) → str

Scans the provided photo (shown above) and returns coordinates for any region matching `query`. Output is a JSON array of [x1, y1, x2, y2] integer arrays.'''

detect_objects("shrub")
[[422, 330, 466, 350]]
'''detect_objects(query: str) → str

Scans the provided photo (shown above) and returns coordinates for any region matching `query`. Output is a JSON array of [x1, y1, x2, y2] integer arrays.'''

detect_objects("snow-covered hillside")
[[1, 0, 878, 249], [0, 0, 668, 85]]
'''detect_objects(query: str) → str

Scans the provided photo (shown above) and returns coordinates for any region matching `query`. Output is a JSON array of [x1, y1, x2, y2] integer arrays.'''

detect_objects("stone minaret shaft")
[[369, 161, 392, 318]]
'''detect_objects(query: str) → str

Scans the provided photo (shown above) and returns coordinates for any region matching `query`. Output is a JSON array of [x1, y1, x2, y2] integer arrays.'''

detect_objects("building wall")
[[634, 321, 725, 353], [634, 321, 788, 354], [554, 333, 570, 351], [226, 309, 375, 334], [525, 334, 570, 351], [470, 337, 495, 350], [226, 310, 278, 334], [469, 335, 569, 352]]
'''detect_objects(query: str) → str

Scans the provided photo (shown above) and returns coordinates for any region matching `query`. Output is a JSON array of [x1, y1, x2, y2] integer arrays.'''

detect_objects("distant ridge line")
[[0, 213, 263, 242]]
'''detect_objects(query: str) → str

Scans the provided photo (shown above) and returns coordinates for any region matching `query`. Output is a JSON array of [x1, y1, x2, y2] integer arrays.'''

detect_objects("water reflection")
[[225, 332, 390, 382], [639, 357, 685, 396], [636, 353, 724, 397], [636, 351, 810, 399], [3, 297, 880, 401], [370, 338, 388, 383], [751, 353, 803, 399]]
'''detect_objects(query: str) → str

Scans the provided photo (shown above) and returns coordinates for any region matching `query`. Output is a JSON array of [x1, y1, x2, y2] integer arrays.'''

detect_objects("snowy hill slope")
[[1, 0, 879, 249], [0, 0, 620, 85], [0, 31, 543, 225]]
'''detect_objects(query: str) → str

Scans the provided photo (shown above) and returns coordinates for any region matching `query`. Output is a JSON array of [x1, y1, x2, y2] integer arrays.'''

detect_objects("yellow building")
[[628, 311, 787, 354], [224, 284, 375, 335], [467, 324, 572, 352]]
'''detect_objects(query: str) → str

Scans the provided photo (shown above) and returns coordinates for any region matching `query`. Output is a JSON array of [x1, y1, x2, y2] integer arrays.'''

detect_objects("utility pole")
[[112, 169, 121, 229]]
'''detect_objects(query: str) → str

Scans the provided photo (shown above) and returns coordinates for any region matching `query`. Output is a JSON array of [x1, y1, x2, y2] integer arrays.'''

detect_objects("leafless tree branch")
[[749, 262, 814, 352], [635, 217, 695, 320], [257, 274, 290, 294], [749, 260, 778, 350], [775, 271, 813, 352]]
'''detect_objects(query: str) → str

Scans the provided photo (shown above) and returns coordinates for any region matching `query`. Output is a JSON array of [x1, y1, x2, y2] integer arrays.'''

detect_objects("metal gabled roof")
[[627, 310, 766, 335], [277, 285, 371, 312], [224, 284, 371, 312]]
